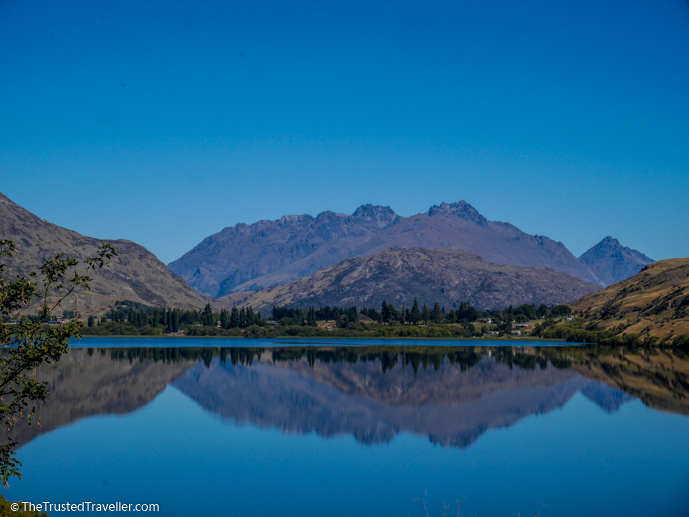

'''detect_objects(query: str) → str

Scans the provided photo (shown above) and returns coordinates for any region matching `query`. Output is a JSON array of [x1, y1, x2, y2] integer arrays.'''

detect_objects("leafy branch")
[[0, 240, 117, 486]]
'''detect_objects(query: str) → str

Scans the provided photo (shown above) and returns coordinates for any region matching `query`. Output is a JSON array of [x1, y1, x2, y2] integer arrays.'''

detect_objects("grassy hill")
[[570, 258, 689, 342]]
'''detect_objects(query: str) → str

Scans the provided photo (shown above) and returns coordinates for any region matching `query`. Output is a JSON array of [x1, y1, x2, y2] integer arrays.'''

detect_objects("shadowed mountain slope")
[[169, 201, 603, 297], [0, 193, 213, 313], [222, 247, 600, 311], [579, 236, 654, 286]]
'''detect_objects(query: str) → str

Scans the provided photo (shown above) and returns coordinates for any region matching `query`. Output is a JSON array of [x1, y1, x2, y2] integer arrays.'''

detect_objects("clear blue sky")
[[1, 0, 688, 264]]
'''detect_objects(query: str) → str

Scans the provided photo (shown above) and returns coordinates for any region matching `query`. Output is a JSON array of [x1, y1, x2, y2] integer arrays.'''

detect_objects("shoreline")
[[76, 334, 566, 342]]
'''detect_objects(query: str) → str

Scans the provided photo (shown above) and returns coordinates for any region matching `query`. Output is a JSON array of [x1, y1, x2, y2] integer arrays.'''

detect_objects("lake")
[[3, 338, 689, 516]]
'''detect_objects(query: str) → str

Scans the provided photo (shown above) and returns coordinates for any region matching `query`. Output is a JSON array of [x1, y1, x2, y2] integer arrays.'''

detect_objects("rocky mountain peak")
[[596, 236, 622, 249], [352, 203, 396, 218], [579, 237, 654, 287], [427, 201, 488, 226], [171, 198, 608, 296], [351, 204, 398, 228], [580, 236, 652, 262]]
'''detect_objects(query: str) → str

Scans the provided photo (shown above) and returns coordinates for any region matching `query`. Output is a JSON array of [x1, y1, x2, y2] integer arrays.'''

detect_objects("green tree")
[[409, 299, 421, 325], [421, 303, 430, 324], [220, 309, 230, 329], [537, 304, 549, 319], [127, 308, 138, 327], [0, 495, 47, 516], [246, 306, 256, 326], [431, 302, 443, 323], [201, 303, 213, 326], [307, 307, 317, 327], [0, 239, 116, 486], [381, 300, 390, 324], [507, 305, 515, 322], [550, 305, 572, 318]]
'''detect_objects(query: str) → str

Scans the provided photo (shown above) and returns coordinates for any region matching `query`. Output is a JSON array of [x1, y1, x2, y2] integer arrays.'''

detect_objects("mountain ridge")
[[170, 200, 623, 297]]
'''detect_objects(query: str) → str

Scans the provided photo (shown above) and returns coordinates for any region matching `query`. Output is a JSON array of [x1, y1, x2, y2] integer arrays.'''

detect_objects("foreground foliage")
[[0, 239, 116, 486]]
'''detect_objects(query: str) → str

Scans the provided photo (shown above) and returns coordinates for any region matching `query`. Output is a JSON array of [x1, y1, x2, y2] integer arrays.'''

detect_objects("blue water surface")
[[2, 342, 687, 516]]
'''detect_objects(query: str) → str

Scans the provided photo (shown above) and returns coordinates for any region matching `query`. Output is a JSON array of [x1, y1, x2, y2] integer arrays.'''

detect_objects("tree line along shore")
[[5, 298, 684, 348]]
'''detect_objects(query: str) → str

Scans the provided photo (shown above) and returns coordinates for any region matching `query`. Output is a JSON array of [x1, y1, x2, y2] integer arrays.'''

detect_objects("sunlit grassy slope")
[[571, 258, 689, 340]]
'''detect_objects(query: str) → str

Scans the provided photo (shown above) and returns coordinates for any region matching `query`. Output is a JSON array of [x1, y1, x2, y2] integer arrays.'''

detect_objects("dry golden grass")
[[571, 258, 689, 341]]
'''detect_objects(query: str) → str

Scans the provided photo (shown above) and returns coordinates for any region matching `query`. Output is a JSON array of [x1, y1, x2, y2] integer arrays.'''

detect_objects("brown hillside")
[[0, 193, 215, 314], [571, 258, 689, 340], [222, 247, 600, 311]]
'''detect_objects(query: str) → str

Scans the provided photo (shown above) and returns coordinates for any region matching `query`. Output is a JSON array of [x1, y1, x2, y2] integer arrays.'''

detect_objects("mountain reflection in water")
[[13, 345, 688, 450]]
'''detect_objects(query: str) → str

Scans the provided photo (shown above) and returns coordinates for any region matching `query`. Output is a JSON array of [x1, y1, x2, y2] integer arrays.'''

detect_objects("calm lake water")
[[3, 338, 689, 516]]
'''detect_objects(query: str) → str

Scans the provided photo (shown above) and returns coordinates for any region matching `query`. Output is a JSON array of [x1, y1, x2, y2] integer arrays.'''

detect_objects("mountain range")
[[1, 193, 657, 314], [169, 201, 650, 298]]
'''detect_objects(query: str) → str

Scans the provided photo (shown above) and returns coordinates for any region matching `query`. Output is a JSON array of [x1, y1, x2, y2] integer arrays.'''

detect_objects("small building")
[[511, 330, 522, 336]]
